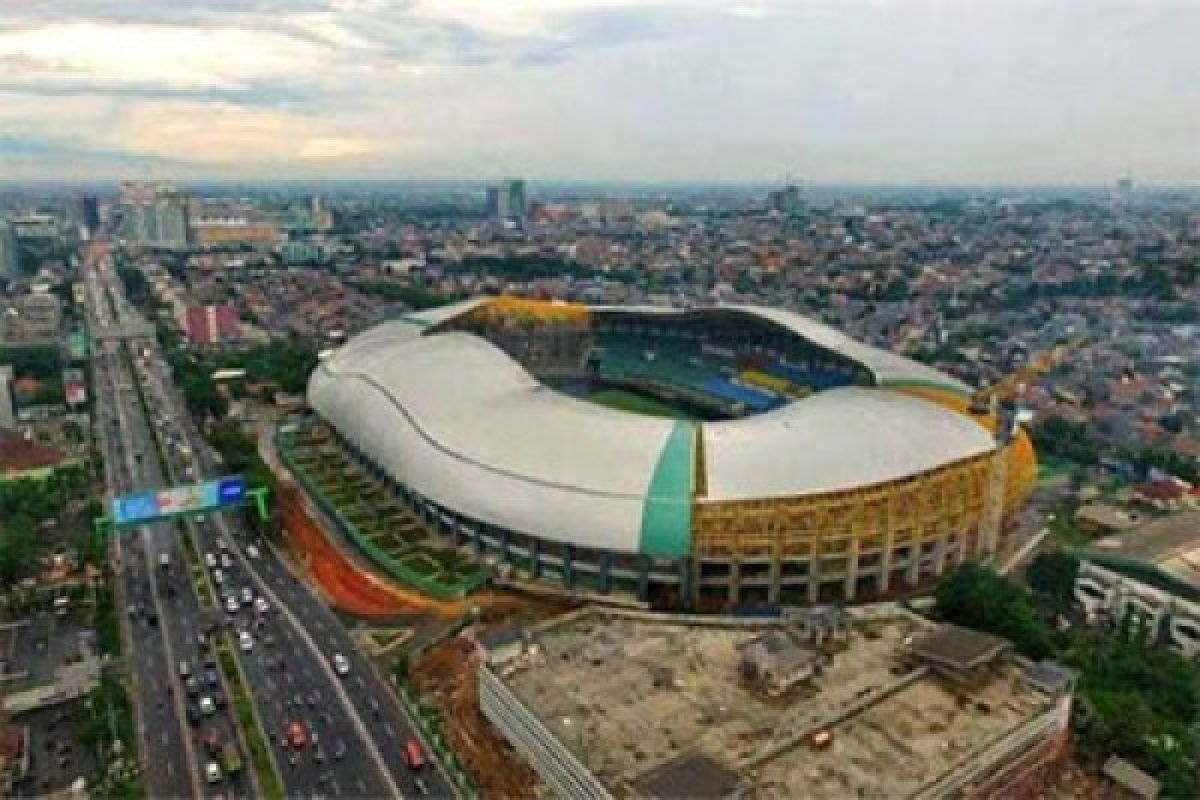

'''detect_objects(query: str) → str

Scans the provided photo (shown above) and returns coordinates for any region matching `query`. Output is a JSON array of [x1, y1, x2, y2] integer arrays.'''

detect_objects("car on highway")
[[332, 653, 350, 676], [212, 569, 225, 586], [238, 631, 253, 651], [225, 595, 239, 615], [199, 695, 216, 715], [186, 705, 202, 726], [414, 776, 429, 796], [185, 676, 201, 697], [204, 552, 217, 569], [286, 721, 307, 749], [204, 667, 220, 688], [221, 741, 243, 776], [404, 738, 425, 771], [220, 553, 233, 570], [204, 729, 222, 756], [246, 544, 260, 560], [240, 587, 254, 606], [204, 761, 222, 784], [254, 596, 270, 615], [178, 660, 191, 679]]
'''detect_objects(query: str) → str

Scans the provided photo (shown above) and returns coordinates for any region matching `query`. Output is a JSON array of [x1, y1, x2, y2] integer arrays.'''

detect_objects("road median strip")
[[216, 633, 285, 800]]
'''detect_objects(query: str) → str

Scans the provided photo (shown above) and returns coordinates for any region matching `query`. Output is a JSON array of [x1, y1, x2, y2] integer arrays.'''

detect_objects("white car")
[[239, 631, 254, 651], [245, 545, 260, 560], [254, 596, 270, 615], [199, 695, 215, 715], [204, 552, 217, 569], [205, 761, 222, 784], [220, 553, 233, 570], [333, 653, 350, 676], [212, 569, 224, 586], [240, 587, 254, 606], [225, 595, 239, 615]]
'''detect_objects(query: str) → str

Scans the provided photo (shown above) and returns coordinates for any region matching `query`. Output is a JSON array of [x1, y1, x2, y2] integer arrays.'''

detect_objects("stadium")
[[306, 297, 1036, 609]]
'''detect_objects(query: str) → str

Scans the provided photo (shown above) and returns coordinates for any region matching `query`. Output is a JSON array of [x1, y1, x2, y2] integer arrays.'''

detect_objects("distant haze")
[[0, 1, 1197, 185]]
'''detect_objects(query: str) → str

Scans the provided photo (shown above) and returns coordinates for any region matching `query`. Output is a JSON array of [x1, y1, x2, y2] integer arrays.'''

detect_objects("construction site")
[[479, 605, 1075, 799]]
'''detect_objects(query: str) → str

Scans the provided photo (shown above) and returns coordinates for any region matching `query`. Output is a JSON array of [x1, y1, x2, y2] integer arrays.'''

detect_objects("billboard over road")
[[112, 476, 247, 527]]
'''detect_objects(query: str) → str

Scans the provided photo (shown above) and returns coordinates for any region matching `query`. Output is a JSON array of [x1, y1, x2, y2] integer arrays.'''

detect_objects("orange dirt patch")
[[410, 637, 539, 799], [277, 485, 427, 617]]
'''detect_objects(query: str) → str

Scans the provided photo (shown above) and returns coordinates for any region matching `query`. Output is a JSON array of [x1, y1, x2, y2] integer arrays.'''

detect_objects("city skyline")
[[0, 1, 1198, 185]]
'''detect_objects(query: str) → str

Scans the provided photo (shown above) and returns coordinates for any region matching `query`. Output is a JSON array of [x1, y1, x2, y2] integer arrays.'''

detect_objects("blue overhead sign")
[[112, 475, 248, 527]]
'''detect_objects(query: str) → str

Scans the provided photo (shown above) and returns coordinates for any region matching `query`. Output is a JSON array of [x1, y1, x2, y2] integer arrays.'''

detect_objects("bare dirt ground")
[[408, 593, 581, 799]]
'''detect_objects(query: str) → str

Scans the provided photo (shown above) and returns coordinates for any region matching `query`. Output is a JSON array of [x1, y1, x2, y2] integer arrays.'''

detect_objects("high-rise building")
[[0, 220, 19, 282], [487, 179, 528, 220], [311, 195, 335, 232], [767, 184, 802, 213], [154, 187, 190, 248], [119, 182, 157, 244], [119, 182, 191, 247], [70, 194, 100, 236]]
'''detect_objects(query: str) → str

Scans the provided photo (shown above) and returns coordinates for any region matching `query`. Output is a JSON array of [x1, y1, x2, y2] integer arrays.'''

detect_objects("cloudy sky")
[[0, 1, 1196, 184]]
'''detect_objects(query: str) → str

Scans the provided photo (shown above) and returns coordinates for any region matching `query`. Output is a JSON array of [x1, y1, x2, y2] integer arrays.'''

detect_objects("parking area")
[[11, 700, 96, 797], [1, 612, 94, 695]]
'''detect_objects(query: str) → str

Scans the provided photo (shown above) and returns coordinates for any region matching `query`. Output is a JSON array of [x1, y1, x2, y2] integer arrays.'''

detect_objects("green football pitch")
[[585, 388, 691, 419]]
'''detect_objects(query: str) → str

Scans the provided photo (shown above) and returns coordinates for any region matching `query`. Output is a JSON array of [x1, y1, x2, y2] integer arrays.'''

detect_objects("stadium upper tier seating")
[[590, 329, 860, 414]]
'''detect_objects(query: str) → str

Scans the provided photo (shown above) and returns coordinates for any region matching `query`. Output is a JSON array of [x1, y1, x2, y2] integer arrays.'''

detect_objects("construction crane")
[[969, 336, 1087, 416]]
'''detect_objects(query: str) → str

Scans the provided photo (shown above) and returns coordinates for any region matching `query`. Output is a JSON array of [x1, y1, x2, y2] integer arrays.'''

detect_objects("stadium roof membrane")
[[308, 301, 994, 557]]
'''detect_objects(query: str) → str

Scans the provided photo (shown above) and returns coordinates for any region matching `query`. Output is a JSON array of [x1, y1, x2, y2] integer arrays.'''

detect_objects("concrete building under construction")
[[477, 605, 1074, 800]]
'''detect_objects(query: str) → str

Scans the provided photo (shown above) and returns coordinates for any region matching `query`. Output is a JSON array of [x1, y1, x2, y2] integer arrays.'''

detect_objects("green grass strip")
[[216, 636, 284, 800]]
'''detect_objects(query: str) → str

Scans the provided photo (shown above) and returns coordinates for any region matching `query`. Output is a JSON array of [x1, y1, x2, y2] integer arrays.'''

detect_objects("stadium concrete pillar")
[[472, 523, 485, 556], [599, 552, 612, 594], [880, 497, 896, 593], [844, 540, 860, 600], [530, 538, 542, 579], [678, 558, 693, 609], [637, 557, 650, 603], [906, 528, 924, 587], [562, 545, 575, 589], [808, 542, 821, 604], [727, 560, 741, 606], [768, 532, 782, 605], [932, 533, 948, 576], [499, 527, 511, 562]]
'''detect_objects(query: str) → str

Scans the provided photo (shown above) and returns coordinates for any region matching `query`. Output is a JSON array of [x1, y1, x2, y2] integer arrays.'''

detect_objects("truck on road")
[[221, 742, 243, 776]]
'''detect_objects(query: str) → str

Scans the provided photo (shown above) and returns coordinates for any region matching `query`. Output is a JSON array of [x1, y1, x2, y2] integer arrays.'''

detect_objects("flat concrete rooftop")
[[489, 606, 1061, 798]]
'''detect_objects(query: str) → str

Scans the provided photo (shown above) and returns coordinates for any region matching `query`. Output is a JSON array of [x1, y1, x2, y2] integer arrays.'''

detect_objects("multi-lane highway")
[[87, 241, 453, 799], [88, 248, 249, 800]]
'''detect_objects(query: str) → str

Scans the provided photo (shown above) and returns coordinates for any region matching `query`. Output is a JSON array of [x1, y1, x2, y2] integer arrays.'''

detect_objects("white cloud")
[[0, 21, 324, 91], [0, 1, 1198, 184]]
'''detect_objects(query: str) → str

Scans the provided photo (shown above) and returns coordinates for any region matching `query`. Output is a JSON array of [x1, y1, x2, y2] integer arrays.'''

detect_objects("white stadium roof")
[[308, 301, 993, 557]]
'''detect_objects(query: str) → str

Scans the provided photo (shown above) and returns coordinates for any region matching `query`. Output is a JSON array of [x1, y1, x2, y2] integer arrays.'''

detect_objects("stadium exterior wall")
[[690, 430, 1036, 607], [308, 299, 1039, 609], [321, 419, 1035, 609]]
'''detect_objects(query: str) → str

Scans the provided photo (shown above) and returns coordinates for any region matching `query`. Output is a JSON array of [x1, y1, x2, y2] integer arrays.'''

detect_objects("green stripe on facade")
[[639, 421, 694, 557]]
